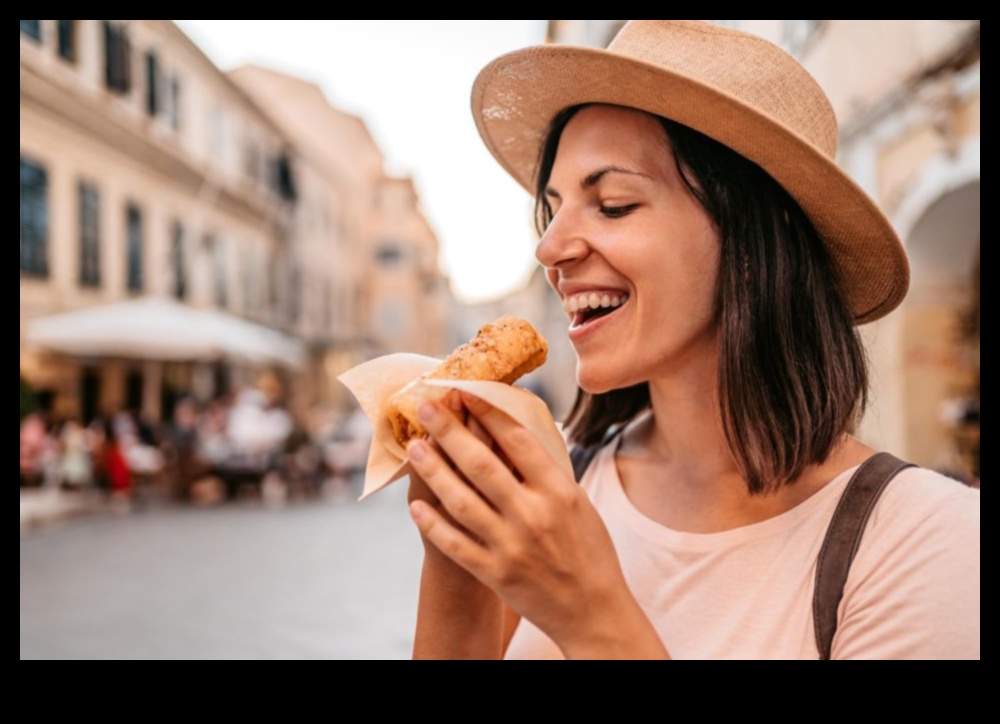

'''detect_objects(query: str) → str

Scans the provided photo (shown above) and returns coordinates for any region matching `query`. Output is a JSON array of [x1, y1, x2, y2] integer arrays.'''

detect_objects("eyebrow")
[[545, 165, 654, 199]]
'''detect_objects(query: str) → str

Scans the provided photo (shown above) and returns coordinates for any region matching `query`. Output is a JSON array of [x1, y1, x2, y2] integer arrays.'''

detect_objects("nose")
[[535, 209, 590, 271]]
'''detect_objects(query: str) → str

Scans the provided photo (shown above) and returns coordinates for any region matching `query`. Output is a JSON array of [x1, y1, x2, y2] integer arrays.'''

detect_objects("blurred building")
[[547, 20, 981, 476], [230, 66, 453, 405], [20, 20, 452, 424]]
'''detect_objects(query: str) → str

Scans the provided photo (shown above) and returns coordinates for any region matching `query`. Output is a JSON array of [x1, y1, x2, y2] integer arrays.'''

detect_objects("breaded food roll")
[[387, 316, 548, 447]]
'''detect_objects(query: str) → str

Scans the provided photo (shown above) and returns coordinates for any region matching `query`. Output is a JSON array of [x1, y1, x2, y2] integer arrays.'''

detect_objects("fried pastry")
[[387, 316, 548, 447]]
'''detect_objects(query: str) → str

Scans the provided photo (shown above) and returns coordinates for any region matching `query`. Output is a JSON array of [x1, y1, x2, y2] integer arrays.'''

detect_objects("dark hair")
[[536, 105, 869, 494]]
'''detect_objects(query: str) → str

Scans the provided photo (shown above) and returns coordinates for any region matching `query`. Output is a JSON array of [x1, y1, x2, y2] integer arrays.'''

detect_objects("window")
[[103, 21, 132, 95], [145, 50, 160, 117], [208, 236, 227, 309], [244, 142, 261, 183], [20, 158, 49, 278], [209, 106, 227, 163], [168, 76, 181, 131], [79, 182, 101, 288], [57, 20, 76, 62], [20, 20, 41, 42], [784, 20, 824, 56], [287, 263, 302, 325], [270, 154, 297, 202], [170, 221, 187, 301], [242, 253, 258, 315], [267, 253, 280, 319], [375, 242, 404, 268], [126, 204, 143, 292]]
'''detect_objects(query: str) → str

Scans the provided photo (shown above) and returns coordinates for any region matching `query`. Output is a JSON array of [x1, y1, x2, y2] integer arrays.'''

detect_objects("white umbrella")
[[26, 297, 306, 369]]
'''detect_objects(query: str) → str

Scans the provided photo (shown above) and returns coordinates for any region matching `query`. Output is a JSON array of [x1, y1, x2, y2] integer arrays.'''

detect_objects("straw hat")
[[472, 20, 909, 324]]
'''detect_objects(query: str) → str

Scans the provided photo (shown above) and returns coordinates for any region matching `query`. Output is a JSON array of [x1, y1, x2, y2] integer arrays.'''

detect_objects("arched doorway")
[[902, 180, 979, 480]]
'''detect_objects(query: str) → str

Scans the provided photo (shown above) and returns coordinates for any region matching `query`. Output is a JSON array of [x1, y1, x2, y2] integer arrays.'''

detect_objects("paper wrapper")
[[338, 354, 574, 501]]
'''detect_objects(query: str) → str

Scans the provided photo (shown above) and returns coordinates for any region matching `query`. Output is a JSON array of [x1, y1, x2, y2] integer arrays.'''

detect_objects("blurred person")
[[197, 399, 232, 468], [163, 398, 207, 501], [404, 21, 980, 660], [120, 410, 165, 494], [279, 426, 324, 499], [20, 411, 54, 487], [227, 389, 272, 455], [102, 420, 132, 504], [56, 419, 94, 490]]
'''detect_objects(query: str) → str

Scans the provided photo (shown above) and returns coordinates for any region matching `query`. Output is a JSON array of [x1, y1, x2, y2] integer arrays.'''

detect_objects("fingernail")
[[410, 502, 424, 522], [418, 402, 438, 423], [408, 441, 427, 462]]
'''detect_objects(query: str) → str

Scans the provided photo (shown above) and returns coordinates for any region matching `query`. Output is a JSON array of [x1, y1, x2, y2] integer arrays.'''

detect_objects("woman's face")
[[537, 105, 721, 394]]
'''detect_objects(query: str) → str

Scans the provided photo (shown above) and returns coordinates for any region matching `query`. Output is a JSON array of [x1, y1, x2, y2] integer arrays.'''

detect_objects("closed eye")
[[601, 204, 640, 219]]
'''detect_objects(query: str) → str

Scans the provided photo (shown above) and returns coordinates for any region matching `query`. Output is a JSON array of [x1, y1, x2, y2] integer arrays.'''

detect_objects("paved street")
[[20, 484, 424, 660]]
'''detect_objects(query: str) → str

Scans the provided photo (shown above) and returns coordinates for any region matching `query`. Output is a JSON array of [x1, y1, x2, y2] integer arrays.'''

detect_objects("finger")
[[460, 393, 561, 491], [416, 401, 520, 512], [467, 415, 495, 448], [444, 390, 465, 419], [408, 439, 503, 544], [410, 500, 492, 578]]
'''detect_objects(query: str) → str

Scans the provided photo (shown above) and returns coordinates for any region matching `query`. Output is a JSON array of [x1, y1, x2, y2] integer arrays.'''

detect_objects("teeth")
[[563, 292, 629, 318]]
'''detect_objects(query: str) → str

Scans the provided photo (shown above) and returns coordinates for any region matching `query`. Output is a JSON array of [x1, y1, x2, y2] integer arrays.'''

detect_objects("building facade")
[[20, 20, 451, 425], [21, 20, 293, 422], [546, 20, 981, 477], [232, 66, 454, 372]]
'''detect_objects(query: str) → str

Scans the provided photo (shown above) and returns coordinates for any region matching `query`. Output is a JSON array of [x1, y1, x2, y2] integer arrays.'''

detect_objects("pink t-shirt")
[[505, 442, 980, 660]]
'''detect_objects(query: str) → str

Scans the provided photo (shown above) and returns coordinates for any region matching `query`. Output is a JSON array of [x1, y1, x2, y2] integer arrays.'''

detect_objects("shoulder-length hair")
[[536, 105, 869, 495]]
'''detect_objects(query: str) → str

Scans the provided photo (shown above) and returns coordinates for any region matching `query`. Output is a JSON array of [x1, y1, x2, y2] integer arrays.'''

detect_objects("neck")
[[637, 352, 737, 482], [617, 355, 872, 533]]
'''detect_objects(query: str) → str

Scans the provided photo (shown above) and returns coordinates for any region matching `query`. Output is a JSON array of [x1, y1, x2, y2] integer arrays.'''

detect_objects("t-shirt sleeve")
[[832, 471, 980, 661]]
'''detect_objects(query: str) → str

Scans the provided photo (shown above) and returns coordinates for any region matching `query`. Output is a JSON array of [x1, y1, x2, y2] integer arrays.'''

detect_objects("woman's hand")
[[406, 392, 668, 660], [408, 392, 506, 660]]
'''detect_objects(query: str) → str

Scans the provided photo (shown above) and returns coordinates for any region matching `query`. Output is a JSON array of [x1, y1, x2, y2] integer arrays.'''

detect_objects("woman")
[[406, 20, 980, 660]]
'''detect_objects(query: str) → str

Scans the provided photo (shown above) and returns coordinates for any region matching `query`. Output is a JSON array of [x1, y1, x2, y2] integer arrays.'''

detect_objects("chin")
[[576, 362, 641, 396]]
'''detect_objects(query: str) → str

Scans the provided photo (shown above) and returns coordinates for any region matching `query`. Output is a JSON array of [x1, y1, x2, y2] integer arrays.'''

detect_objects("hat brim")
[[472, 45, 909, 325]]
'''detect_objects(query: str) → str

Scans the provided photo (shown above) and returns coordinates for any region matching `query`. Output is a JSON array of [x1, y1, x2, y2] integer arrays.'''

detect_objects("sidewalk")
[[19, 488, 108, 533]]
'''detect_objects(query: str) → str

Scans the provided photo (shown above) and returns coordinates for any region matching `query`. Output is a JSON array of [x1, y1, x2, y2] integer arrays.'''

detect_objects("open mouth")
[[565, 292, 629, 332]]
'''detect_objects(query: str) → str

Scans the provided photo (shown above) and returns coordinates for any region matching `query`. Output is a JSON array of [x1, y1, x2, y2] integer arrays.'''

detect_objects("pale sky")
[[174, 20, 548, 303]]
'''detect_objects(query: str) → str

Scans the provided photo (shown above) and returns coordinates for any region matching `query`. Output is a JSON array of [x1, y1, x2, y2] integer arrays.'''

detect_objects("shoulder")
[[834, 467, 979, 660], [869, 466, 980, 540]]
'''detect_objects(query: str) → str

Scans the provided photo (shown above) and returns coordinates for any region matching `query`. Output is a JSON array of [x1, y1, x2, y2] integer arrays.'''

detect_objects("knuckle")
[[554, 485, 581, 510], [430, 411, 454, 437], [442, 536, 464, 561], [448, 493, 472, 520], [467, 453, 495, 481], [506, 427, 534, 454]]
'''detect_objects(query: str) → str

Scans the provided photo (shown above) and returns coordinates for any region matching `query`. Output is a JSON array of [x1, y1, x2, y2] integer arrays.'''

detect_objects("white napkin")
[[338, 353, 573, 500]]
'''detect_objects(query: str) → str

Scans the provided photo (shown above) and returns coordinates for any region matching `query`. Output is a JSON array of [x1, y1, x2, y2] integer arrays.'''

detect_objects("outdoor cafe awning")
[[26, 297, 306, 370]]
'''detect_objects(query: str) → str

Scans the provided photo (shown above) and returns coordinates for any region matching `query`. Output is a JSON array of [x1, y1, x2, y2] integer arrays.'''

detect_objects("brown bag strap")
[[814, 452, 915, 660]]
